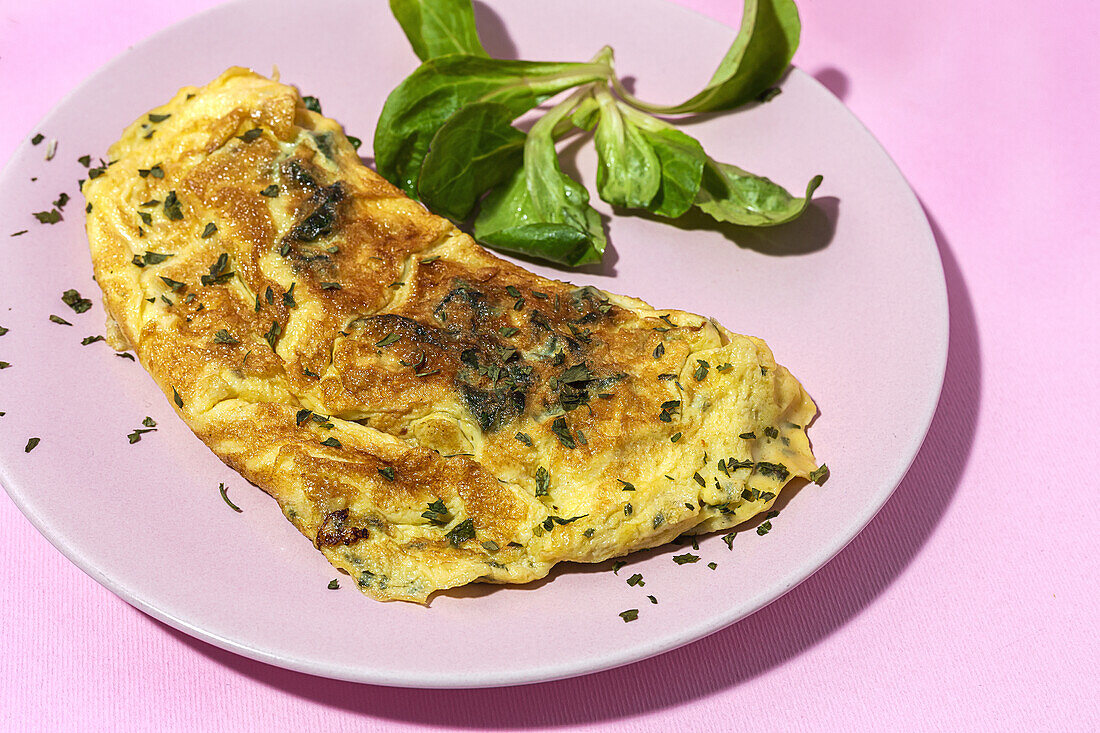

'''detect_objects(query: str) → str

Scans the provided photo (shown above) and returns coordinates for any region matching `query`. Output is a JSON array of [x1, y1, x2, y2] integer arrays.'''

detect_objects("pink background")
[[1, 0, 1096, 729]]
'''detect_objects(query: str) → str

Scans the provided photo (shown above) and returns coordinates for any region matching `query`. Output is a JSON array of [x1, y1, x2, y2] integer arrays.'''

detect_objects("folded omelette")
[[82, 68, 819, 603]]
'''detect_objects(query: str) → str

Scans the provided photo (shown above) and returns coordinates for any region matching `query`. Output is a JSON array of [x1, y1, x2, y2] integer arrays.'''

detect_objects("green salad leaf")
[[611, 0, 802, 114], [474, 92, 606, 266], [374, 56, 610, 197], [389, 0, 488, 61], [610, 105, 708, 218], [592, 86, 661, 209], [373, 0, 818, 267], [695, 161, 823, 226], [417, 102, 526, 222], [642, 127, 708, 218]]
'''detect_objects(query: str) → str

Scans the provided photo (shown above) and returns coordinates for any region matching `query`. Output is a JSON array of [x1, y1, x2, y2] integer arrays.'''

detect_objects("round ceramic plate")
[[0, 0, 946, 687]]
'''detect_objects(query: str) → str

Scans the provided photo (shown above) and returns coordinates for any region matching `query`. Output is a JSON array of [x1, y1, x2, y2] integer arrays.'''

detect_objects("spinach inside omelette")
[[82, 68, 819, 603]]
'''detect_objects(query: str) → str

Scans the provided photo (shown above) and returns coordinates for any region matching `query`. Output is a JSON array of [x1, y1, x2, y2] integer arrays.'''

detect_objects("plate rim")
[[0, 0, 948, 688]]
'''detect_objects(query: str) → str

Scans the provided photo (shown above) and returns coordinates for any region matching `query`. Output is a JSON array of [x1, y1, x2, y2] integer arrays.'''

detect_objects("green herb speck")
[[61, 289, 92, 313], [445, 518, 476, 546], [263, 320, 282, 351], [535, 466, 550, 497], [693, 360, 709, 381], [219, 483, 242, 512], [375, 333, 401, 347]]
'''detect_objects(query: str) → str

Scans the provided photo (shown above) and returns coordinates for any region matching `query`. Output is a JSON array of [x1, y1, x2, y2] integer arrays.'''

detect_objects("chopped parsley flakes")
[[809, 464, 830, 485], [445, 518, 476, 546], [61, 289, 92, 313]]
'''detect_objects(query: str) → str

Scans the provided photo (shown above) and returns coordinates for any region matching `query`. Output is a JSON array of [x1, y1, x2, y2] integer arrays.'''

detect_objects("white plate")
[[0, 0, 946, 687]]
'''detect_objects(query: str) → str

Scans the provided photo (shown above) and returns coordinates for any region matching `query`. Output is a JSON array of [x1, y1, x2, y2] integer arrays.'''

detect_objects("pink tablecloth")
[[1, 1, 1096, 729]]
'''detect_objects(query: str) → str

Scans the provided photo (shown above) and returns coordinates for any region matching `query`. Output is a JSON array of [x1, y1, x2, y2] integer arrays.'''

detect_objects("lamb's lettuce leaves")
[[417, 102, 526, 221], [374, 56, 609, 196], [612, 0, 801, 114], [694, 161, 823, 226], [592, 87, 661, 209], [388, 0, 487, 61], [474, 95, 606, 266], [375, 0, 818, 269], [639, 127, 708, 218]]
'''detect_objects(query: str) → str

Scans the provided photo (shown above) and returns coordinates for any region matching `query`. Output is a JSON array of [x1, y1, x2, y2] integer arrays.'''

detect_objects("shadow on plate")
[[630, 195, 839, 256]]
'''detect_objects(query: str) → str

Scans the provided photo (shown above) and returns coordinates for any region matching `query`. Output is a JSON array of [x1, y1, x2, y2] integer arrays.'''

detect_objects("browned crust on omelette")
[[83, 68, 819, 602]]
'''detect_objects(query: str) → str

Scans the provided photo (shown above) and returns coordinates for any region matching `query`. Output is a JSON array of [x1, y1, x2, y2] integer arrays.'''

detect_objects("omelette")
[[82, 68, 819, 603]]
